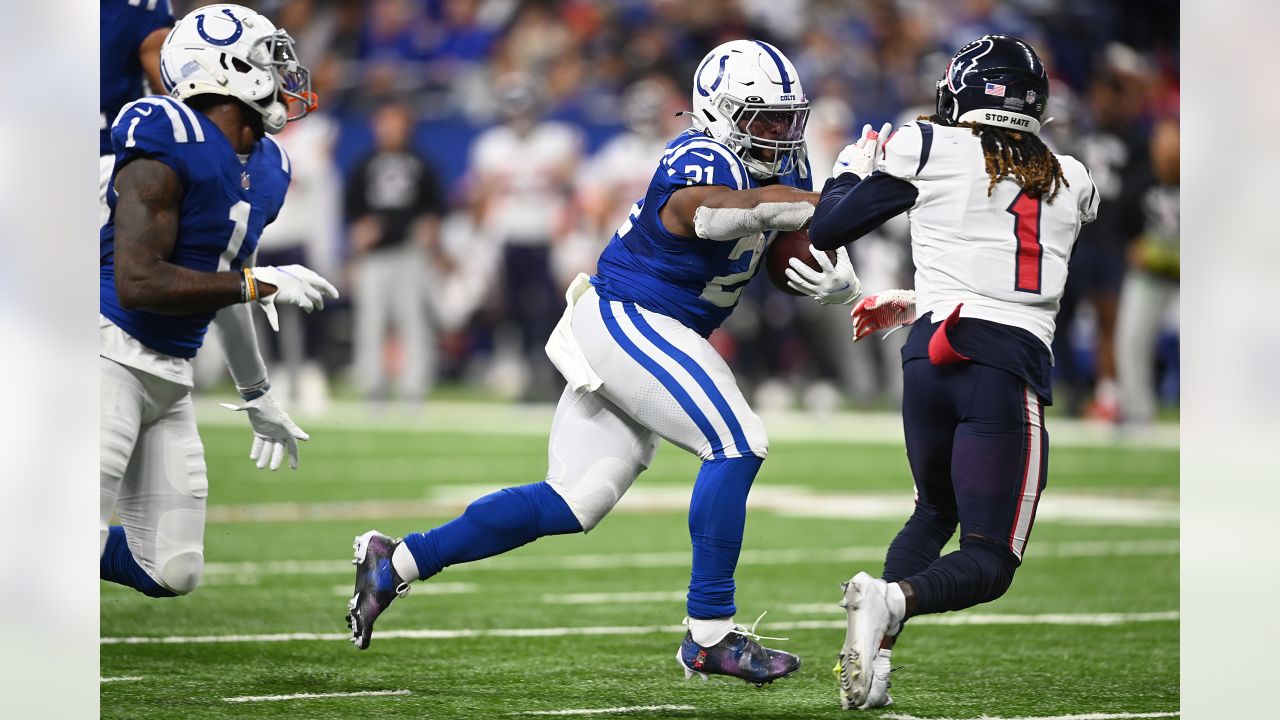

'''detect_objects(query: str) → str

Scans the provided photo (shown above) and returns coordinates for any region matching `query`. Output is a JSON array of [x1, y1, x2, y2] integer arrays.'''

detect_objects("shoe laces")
[[733, 611, 789, 643]]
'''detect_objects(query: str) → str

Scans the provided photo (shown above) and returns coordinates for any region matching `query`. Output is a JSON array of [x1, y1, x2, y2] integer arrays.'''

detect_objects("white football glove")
[[251, 265, 340, 332], [850, 289, 917, 341], [219, 390, 310, 470], [832, 122, 893, 179], [784, 245, 863, 306]]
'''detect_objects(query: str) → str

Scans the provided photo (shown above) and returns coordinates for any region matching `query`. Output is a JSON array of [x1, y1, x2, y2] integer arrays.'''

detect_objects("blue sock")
[[402, 481, 582, 580], [686, 455, 763, 619], [100, 526, 176, 598]]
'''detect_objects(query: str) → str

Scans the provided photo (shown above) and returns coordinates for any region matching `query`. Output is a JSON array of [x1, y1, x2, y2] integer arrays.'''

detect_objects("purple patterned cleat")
[[346, 530, 410, 650], [675, 614, 800, 687]]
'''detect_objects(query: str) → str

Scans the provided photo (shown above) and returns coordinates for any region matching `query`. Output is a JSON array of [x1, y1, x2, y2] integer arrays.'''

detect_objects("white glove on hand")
[[832, 122, 893, 179], [784, 246, 863, 306], [252, 265, 340, 332], [219, 390, 310, 470], [850, 289, 917, 341]]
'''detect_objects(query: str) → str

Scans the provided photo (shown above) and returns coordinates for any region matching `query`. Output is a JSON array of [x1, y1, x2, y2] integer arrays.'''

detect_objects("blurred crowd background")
[[161, 0, 1179, 424]]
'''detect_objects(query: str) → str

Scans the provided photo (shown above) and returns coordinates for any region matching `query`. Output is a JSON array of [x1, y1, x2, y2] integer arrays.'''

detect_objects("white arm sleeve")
[[213, 303, 269, 396], [693, 202, 814, 241]]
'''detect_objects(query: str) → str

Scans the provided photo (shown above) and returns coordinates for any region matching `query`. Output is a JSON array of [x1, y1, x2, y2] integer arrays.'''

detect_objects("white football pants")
[[545, 287, 767, 530], [100, 358, 208, 594]]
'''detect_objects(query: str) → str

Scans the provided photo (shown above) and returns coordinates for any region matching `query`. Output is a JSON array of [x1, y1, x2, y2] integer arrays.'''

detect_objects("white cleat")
[[859, 648, 894, 709], [835, 572, 900, 710]]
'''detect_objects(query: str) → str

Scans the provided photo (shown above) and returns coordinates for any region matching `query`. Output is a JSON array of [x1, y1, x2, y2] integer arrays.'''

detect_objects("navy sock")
[[902, 534, 1019, 614], [882, 503, 958, 583], [686, 455, 763, 619], [402, 481, 582, 580], [100, 526, 176, 598]]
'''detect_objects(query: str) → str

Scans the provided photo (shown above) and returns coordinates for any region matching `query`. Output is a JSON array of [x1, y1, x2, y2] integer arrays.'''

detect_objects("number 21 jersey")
[[592, 128, 811, 338]]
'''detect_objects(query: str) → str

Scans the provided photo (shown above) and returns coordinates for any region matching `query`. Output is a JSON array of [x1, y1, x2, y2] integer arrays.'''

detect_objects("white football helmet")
[[159, 3, 314, 134], [690, 40, 809, 179]]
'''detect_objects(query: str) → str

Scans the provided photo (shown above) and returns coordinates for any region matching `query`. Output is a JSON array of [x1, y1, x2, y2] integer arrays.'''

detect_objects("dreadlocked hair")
[[920, 114, 1068, 201]]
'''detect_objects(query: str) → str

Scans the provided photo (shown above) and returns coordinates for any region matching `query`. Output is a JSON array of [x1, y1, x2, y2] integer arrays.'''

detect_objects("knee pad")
[[153, 508, 206, 595], [719, 412, 768, 460], [959, 534, 1019, 602], [156, 550, 204, 595]]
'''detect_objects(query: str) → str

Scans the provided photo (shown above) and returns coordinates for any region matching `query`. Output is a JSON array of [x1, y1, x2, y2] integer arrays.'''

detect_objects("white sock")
[[391, 542, 420, 583], [885, 581, 906, 634], [688, 616, 736, 647]]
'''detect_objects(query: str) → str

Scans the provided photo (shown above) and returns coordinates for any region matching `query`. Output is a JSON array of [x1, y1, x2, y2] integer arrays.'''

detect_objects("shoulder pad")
[[661, 135, 749, 190], [876, 121, 933, 182], [111, 97, 206, 172]]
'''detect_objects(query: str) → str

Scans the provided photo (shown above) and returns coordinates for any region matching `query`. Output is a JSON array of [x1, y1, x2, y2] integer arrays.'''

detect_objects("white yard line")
[[102, 611, 1176, 646], [223, 689, 411, 703], [512, 706, 695, 716], [194, 397, 1178, 449], [778, 610, 1179, 626], [201, 539, 1179, 580], [541, 591, 686, 605], [885, 707, 1172, 712], [99, 676, 144, 683], [205, 489, 1177, 526]]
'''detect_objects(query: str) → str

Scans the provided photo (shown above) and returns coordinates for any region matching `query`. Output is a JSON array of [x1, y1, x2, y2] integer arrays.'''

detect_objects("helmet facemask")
[[256, 29, 316, 127], [718, 95, 809, 179]]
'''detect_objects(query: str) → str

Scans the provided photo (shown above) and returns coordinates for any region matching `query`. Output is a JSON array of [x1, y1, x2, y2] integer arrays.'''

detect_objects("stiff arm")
[[662, 183, 819, 241]]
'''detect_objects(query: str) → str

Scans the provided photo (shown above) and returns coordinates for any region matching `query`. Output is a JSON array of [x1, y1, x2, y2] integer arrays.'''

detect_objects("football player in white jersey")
[[807, 35, 1099, 709], [346, 40, 868, 686]]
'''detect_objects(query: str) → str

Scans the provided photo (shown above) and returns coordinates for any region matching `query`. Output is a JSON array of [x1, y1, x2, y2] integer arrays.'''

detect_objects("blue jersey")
[[101, 0, 175, 156], [100, 96, 292, 359], [592, 129, 812, 337]]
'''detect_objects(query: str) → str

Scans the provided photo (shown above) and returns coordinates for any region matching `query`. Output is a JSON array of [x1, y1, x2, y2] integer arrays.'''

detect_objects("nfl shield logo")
[[1025, 90, 1037, 104], [984, 82, 1006, 97], [241, 171, 251, 190]]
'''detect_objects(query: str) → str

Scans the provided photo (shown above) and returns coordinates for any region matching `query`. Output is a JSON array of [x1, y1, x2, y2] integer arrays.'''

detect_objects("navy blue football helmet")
[[936, 34, 1049, 134]]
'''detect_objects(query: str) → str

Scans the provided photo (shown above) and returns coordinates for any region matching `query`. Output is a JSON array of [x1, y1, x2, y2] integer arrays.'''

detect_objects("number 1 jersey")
[[592, 129, 811, 338], [879, 121, 1098, 351], [100, 96, 292, 359]]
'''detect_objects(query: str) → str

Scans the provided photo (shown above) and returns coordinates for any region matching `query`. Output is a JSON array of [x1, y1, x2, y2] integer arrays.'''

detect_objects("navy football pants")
[[883, 358, 1048, 615]]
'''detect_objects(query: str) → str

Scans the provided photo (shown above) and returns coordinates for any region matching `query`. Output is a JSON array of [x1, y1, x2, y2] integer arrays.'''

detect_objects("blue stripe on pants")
[[598, 299, 724, 459], [623, 303, 753, 458]]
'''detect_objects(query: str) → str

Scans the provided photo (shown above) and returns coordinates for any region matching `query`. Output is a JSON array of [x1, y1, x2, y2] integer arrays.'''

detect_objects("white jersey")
[[878, 121, 1099, 351]]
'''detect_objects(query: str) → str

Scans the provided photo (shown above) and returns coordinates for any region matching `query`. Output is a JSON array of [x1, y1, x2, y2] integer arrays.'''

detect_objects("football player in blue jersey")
[[100, 4, 339, 599], [101, 0, 175, 226], [346, 40, 868, 685]]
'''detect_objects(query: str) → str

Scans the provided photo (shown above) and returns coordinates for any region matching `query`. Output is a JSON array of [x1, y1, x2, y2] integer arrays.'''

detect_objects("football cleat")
[[676, 613, 800, 687], [346, 530, 410, 650], [835, 572, 901, 709]]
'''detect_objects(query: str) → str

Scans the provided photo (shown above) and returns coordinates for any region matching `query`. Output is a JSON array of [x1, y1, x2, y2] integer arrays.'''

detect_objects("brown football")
[[764, 229, 834, 296]]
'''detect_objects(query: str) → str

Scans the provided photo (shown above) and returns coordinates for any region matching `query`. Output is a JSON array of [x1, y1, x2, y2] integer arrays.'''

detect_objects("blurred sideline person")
[[1116, 118, 1178, 425], [101, 0, 174, 227], [100, 4, 338, 598], [469, 73, 582, 398], [346, 40, 863, 687], [810, 35, 1097, 708], [1056, 48, 1153, 419], [346, 102, 448, 405]]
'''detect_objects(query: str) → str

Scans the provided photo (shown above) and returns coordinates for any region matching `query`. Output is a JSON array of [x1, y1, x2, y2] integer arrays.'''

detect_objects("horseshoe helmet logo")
[[195, 8, 244, 47]]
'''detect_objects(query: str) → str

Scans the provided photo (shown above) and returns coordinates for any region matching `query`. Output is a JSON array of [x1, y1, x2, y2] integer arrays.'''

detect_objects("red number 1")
[[1007, 191, 1043, 294]]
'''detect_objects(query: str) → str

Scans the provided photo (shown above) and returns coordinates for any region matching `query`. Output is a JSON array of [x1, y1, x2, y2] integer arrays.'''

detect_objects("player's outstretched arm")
[[661, 184, 819, 241]]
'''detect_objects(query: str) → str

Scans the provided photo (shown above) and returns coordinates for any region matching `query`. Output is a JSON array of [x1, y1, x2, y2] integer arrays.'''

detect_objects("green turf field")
[[101, 416, 1179, 719]]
